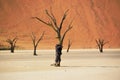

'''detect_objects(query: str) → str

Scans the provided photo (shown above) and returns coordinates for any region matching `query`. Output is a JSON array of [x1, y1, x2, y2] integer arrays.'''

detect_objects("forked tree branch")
[[60, 26, 72, 45], [32, 17, 57, 32], [45, 10, 58, 29], [36, 31, 45, 47], [31, 32, 36, 46], [59, 9, 69, 31]]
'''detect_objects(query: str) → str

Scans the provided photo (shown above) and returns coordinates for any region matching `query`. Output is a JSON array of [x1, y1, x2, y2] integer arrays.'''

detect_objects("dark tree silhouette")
[[31, 32, 45, 56], [32, 9, 73, 66], [95, 39, 108, 53], [6, 37, 18, 53], [67, 39, 72, 52]]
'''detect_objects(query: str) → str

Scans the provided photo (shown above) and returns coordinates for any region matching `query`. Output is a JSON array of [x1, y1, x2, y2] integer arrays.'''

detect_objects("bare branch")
[[45, 10, 54, 22], [59, 9, 69, 31], [95, 39, 99, 46], [12, 36, 18, 42], [13, 39, 18, 47], [13, 37, 18, 47], [36, 31, 45, 47], [31, 32, 36, 46], [49, 21, 58, 32], [32, 17, 58, 32], [6, 39, 12, 44], [6, 37, 18, 45], [67, 39, 72, 52], [45, 10, 58, 29], [32, 17, 52, 26], [60, 24, 72, 45]]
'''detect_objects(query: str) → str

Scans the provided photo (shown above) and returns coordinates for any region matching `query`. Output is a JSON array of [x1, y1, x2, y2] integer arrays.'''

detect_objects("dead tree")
[[67, 39, 72, 52], [32, 9, 73, 51], [6, 37, 18, 53], [95, 39, 108, 53], [31, 32, 44, 56]]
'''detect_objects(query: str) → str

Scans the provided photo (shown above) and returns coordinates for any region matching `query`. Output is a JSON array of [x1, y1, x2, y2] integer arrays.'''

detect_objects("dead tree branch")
[[67, 39, 72, 52]]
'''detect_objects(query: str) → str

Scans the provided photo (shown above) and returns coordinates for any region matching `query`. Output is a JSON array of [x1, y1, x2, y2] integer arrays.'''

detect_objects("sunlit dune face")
[[0, 0, 120, 49]]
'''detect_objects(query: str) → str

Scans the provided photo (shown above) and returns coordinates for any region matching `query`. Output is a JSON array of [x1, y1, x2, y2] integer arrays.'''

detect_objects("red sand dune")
[[0, 0, 120, 49]]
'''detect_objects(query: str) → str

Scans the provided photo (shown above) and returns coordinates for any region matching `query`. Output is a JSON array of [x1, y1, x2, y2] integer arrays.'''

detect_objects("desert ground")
[[0, 49, 120, 80]]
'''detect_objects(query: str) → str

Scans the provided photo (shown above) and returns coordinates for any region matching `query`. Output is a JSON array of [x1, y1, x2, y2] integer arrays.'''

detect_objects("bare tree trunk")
[[100, 48, 103, 53], [34, 46, 37, 56], [11, 46, 14, 53]]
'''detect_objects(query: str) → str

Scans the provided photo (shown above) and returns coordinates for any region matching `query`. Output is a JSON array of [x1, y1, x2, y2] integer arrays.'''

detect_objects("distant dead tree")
[[6, 37, 18, 53], [67, 39, 72, 52], [95, 39, 108, 53], [31, 32, 45, 56]]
